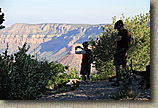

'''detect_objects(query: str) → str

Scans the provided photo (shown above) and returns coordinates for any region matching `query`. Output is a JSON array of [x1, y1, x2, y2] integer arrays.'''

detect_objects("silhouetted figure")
[[75, 42, 92, 82], [112, 20, 132, 86], [80, 42, 93, 82]]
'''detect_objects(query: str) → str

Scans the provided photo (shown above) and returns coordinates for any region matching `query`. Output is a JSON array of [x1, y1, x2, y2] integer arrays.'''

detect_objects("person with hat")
[[112, 20, 132, 86], [80, 41, 93, 82]]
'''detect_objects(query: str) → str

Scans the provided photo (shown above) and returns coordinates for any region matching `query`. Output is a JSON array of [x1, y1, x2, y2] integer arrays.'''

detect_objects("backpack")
[[127, 30, 132, 44]]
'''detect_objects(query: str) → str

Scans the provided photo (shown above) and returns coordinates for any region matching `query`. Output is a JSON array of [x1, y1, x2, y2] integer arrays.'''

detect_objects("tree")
[[0, 43, 52, 99], [0, 8, 5, 29], [89, 11, 150, 79]]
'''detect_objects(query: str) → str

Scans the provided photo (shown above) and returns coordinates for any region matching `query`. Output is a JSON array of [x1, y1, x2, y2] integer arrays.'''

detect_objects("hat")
[[82, 41, 89, 47], [114, 20, 123, 29]]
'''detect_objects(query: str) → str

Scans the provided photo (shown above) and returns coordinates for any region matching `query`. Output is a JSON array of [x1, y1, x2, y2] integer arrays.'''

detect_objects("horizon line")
[[4, 22, 110, 28]]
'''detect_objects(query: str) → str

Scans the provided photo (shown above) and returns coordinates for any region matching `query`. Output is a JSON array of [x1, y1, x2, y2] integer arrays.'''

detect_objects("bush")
[[0, 44, 11, 99], [89, 11, 150, 79], [0, 43, 51, 100], [0, 43, 81, 99], [47, 63, 81, 89]]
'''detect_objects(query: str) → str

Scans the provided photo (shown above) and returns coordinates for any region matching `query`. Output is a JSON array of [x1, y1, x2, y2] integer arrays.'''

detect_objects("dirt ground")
[[40, 77, 150, 100]]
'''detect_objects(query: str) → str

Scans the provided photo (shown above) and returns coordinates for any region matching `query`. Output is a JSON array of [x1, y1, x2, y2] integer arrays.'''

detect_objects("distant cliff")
[[0, 23, 103, 71]]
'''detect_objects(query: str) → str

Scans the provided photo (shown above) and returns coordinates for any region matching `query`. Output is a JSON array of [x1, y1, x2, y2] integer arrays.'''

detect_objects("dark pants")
[[80, 64, 91, 75], [114, 50, 127, 67], [114, 50, 127, 83]]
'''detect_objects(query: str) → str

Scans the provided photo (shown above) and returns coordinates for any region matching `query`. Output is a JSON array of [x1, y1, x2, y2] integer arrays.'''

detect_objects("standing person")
[[112, 20, 132, 86], [80, 41, 93, 82]]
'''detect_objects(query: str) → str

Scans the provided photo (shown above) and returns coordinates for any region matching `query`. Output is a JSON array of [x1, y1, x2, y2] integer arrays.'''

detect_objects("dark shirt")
[[81, 48, 92, 65], [116, 29, 131, 52]]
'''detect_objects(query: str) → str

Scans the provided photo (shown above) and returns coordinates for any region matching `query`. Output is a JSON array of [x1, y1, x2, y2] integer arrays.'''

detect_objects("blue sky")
[[0, 0, 150, 26]]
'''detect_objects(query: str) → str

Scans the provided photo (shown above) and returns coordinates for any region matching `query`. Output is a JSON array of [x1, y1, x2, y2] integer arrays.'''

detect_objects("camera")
[[75, 46, 86, 54]]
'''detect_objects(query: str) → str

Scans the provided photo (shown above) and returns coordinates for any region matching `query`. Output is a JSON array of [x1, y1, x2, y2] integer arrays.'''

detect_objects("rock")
[[0, 23, 102, 71], [66, 79, 81, 85], [41, 78, 150, 100]]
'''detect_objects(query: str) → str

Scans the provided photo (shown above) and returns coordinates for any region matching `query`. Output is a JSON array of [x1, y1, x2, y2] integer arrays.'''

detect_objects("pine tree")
[[0, 8, 5, 29]]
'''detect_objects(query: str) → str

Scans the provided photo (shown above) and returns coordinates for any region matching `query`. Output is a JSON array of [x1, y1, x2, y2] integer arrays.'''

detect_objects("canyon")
[[0, 23, 103, 71]]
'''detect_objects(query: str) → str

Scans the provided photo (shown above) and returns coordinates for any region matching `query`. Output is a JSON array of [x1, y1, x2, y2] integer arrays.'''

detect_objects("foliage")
[[89, 11, 150, 79], [0, 44, 11, 99], [113, 70, 138, 100], [47, 64, 81, 89], [0, 43, 81, 99], [0, 8, 5, 29], [48, 62, 68, 89], [123, 12, 150, 71], [90, 73, 99, 81], [0, 43, 51, 100], [56, 87, 67, 93], [108, 61, 139, 100]]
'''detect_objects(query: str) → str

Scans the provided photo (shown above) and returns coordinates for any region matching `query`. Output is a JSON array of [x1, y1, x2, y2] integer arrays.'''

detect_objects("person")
[[112, 20, 132, 86], [80, 41, 92, 82]]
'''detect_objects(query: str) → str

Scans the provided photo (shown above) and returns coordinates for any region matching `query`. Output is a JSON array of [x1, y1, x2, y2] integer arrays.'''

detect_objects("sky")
[[0, 0, 150, 27]]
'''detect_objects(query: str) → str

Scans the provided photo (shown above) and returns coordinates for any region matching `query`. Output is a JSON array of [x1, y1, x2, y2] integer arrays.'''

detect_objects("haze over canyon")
[[0, 23, 103, 71]]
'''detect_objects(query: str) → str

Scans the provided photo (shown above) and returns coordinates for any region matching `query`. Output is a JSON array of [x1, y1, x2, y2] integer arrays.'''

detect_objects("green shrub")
[[0, 43, 51, 100], [47, 63, 80, 89], [0, 44, 11, 99], [89, 11, 150, 79]]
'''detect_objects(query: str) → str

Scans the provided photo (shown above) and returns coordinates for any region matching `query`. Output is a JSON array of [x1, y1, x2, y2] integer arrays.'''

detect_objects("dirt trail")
[[40, 79, 150, 100]]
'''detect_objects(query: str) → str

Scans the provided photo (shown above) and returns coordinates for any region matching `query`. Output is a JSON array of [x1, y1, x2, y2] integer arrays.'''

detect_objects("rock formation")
[[0, 23, 103, 71]]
